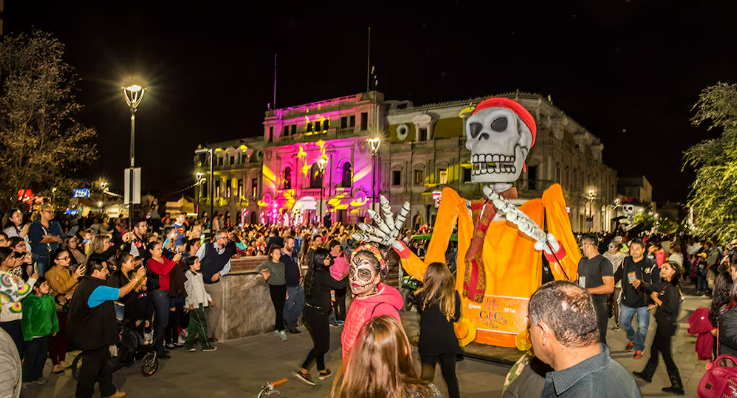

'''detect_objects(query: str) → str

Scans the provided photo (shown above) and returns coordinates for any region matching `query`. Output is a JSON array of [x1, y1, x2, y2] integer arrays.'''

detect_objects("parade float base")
[[400, 309, 522, 365]]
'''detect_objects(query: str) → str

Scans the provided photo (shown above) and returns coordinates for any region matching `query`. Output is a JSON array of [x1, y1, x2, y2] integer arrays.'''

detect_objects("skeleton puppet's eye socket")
[[469, 122, 482, 139], [491, 117, 508, 132]]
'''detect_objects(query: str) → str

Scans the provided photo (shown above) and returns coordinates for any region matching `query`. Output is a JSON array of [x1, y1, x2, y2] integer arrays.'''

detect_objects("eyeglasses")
[[57, 256, 70, 261], [44, 210, 54, 214]]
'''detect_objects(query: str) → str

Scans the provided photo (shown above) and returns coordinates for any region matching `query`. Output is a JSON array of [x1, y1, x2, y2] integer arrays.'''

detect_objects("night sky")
[[5, 0, 736, 204]]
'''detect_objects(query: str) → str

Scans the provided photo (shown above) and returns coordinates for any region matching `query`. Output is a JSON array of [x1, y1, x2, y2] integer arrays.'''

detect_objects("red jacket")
[[341, 283, 403, 363], [688, 307, 714, 361]]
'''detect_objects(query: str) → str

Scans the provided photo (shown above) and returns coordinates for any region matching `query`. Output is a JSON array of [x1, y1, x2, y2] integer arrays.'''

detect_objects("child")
[[415, 262, 461, 398], [21, 277, 59, 387], [184, 257, 217, 352], [255, 246, 288, 341]]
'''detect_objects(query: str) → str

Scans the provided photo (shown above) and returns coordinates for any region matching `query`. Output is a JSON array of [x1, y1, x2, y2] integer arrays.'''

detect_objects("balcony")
[[300, 188, 324, 198], [336, 128, 355, 137], [411, 141, 434, 150]]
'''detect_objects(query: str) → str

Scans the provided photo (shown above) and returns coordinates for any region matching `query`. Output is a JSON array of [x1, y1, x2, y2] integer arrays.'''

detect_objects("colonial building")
[[195, 91, 618, 232]]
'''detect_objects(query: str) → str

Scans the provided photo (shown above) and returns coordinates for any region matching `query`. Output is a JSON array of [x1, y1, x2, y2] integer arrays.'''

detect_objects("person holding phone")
[[620, 238, 659, 360], [28, 204, 63, 277]]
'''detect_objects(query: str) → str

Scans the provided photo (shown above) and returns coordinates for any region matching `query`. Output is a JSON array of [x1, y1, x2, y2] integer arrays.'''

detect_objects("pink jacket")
[[330, 254, 349, 281], [341, 283, 403, 363]]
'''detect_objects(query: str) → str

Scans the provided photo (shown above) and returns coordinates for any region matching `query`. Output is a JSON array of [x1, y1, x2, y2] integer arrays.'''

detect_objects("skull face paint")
[[349, 256, 379, 297], [465, 107, 533, 184]]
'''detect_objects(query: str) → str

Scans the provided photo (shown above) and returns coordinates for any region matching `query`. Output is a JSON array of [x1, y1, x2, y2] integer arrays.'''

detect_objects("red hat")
[[472, 97, 537, 147]]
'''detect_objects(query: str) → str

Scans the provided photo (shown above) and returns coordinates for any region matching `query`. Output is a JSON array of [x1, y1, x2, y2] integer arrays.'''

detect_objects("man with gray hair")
[[195, 230, 235, 341], [528, 281, 640, 398]]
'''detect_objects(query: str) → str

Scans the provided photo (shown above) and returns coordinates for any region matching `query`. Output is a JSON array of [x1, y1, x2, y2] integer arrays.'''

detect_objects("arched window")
[[341, 162, 352, 188], [283, 167, 292, 189], [309, 163, 323, 188]]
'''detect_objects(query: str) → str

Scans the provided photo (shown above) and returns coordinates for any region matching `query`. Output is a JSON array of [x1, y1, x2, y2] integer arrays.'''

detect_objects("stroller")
[[71, 308, 159, 379]]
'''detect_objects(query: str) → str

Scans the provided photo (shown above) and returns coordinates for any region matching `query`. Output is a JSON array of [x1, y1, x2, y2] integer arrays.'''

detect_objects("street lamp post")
[[123, 84, 145, 231], [368, 137, 381, 213], [195, 149, 214, 221], [586, 189, 596, 232], [195, 172, 204, 216], [317, 156, 328, 226]]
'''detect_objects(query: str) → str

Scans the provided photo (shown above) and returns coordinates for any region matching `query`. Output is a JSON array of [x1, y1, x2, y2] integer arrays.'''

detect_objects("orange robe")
[[400, 184, 581, 347]]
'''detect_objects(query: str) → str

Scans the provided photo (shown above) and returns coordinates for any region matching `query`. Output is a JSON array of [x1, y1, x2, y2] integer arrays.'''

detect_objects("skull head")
[[465, 99, 534, 184], [622, 205, 635, 217]]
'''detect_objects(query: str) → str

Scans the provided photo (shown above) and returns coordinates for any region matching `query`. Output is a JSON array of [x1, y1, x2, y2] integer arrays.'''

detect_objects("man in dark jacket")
[[194, 231, 235, 341], [68, 260, 145, 398], [620, 238, 659, 359]]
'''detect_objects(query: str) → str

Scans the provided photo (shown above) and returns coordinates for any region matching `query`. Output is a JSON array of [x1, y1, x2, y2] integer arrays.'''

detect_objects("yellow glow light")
[[262, 166, 276, 183], [352, 165, 371, 182], [125, 84, 142, 92], [302, 164, 311, 176], [297, 146, 306, 157]]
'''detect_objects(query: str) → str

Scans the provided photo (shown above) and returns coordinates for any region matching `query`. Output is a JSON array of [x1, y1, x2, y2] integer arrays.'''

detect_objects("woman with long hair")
[[328, 239, 349, 326], [415, 262, 461, 398], [3, 209, 29, 252], [632, 261, 685, 395], [708, 271, 734, 359], [331, 316, 441, 398], [293, 248, 346, 386], [341, 245, 403, 363], [146, 241, 182, 359], [0, 247, 38, 359], [86, 234, 118, 270], [63, 235, 87, 270], [44, 249, 84, 373]]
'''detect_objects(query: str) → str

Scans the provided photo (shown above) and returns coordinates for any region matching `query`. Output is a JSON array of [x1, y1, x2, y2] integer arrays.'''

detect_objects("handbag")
[[697, 326, 737, 397]]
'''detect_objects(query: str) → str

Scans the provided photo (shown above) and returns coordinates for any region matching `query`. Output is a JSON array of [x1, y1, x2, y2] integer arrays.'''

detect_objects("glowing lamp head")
[[317, 156, 328, 171], [125, 84, 143, 92], [368, 137, 381, 154]]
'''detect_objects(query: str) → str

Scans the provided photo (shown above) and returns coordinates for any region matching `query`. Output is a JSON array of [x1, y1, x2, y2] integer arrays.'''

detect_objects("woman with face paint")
[[255, 245, 289, 342], [340, 245, 403, 364], [294, 248, 346, 386]]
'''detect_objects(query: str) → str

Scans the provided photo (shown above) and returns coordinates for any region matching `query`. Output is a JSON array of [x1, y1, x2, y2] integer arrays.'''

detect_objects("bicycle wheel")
[[71, 352, 83, 381], [141, 352, 159, 376]]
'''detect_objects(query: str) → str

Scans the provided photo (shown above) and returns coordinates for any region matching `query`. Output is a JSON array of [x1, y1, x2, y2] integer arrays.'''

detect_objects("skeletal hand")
[[352, 195, 409, 252], [483, 186, 546, 243]]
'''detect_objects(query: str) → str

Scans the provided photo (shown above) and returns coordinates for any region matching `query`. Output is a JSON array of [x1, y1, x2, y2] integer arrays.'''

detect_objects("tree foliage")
[[0, 30, 97, 213], [634, 212, 655, 232], [684, 82, 737, 243]]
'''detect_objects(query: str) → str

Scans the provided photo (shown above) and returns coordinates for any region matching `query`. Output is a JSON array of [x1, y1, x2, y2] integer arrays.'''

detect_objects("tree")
[[684, 82, 737, 244], [634, 212, 655, 232], [0, 30, 97, 213]]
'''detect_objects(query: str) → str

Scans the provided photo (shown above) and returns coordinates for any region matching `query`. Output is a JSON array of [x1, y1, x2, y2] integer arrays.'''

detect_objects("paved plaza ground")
[[22, 293, 711, 398]]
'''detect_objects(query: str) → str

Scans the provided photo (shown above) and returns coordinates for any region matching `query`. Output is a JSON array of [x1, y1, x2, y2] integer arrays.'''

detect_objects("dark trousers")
[[76, 347, 116, 398], [23, 336, 50, 382], [301, 306, 330, 371], [0, 320, 24, 359], [269, 284, 287, 332], [646, 322, 678, 372], [165, 299, 184, 345], [332, 287, 347, 322], [185, 305, 212, 349], [49, 311, 68, 365], [420, 353, 460, 398], [151, 290, 170, 354], [593, 297, 608, 346]]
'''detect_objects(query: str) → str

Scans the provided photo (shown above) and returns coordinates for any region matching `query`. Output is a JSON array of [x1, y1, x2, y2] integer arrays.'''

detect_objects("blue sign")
[[73, 188, 90, 198]]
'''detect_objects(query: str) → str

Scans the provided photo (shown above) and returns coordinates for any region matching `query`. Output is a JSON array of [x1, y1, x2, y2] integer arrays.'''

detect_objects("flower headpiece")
[[354, 244, 386, 270]]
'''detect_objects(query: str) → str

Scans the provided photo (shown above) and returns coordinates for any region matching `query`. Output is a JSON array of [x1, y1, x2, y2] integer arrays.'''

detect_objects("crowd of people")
[[3, 203, 737, 397]]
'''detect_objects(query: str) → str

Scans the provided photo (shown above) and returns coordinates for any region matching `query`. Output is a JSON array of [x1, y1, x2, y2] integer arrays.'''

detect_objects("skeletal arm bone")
[[352, 196, 410, 253]]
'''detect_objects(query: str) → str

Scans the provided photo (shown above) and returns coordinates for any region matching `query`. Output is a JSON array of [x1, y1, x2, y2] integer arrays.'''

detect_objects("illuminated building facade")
[[195, 91, 617, 232]]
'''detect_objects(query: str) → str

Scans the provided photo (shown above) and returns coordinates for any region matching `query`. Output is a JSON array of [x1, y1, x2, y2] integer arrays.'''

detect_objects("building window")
[[306, 122, 313, 132], [528, 165, 538, 190], [283, 125, 289, 136], [218, 156, 224, 167], [439, 169, 447, 184], [241, 154, 247, 164], [283, 167, 292, 189], [419, 128, 428, 141], [315, 120, 321, 131], [309, 163, 324, 188], [229, 156, 234, 165], [291, 125, 297, 135], [215, 181, 221, 198], [341, 117, 348, 129], [341, 163, 352, 188], [324, 119, 330, 130], [360, 112, 368, 131], [463, 167, 472, 183], [269, 126, 274, 139], [414, 170, 424, 185], [268, 128, 273, 143], [251, 178, 258, 197], [392, 170, 401, 186], [238, 179, 244, 198], [225, 179, 231, 197], [350, 115, 356, 128]]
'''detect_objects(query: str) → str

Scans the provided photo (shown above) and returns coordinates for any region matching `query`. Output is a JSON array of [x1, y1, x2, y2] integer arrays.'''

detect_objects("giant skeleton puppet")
[[354, 98, 582, 347]]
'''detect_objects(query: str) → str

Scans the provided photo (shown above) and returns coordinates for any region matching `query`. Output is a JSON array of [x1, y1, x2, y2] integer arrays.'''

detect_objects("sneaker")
[[336, 320, 345, 326], [625, 341, 635, 352], [166, 343, 176, 349], [634, 350, 644, 359], [613, 324, 621, 331], [52, 364, 62, 374], [175, 342, 185, 347], [33, 377, 49, 385], [279, 330, 288, 342], [203, 346, 218, 352], [59, 360, 69, 369], [208, 336, 219, 343], [186, 347, 196, 352], [294, 370, 315, 386], [22, 382, 35, 389], [102, 390, 127, 398], [318, 369, 333, 380], [329, 321, 340, 328]]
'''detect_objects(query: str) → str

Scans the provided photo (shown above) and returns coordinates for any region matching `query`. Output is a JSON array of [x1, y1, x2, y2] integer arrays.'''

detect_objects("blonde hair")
[[331, 316, 431, 398], [416, 262, 457, 321], [90, 234, 111, 254]]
